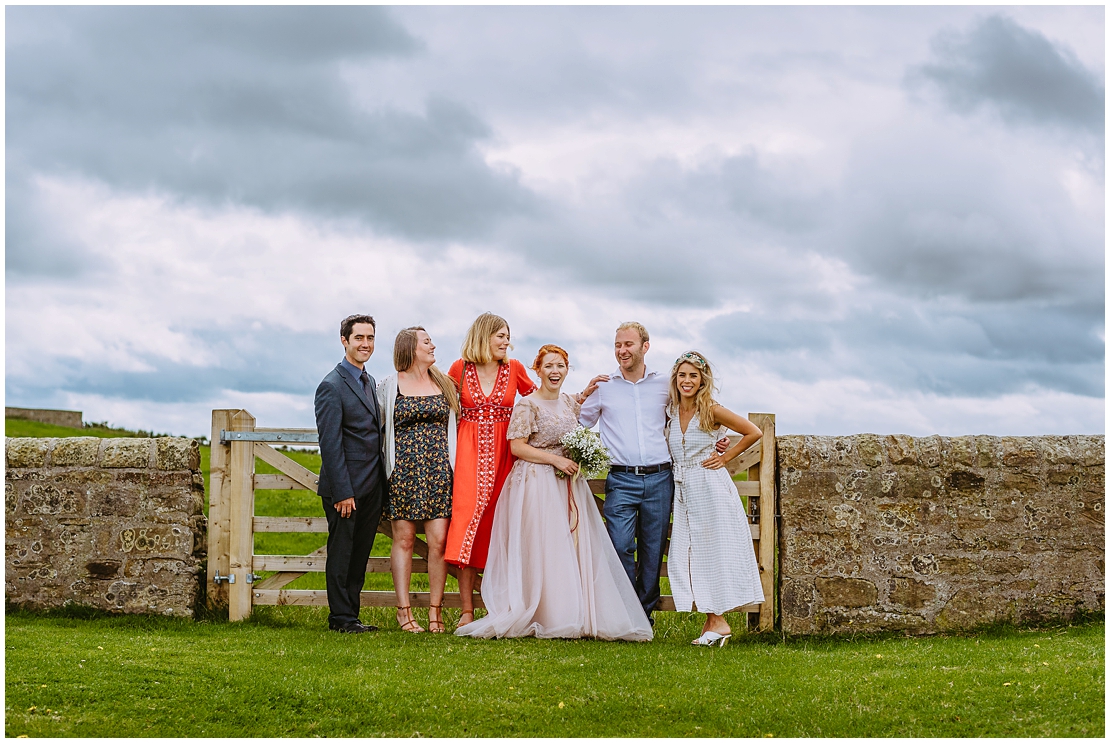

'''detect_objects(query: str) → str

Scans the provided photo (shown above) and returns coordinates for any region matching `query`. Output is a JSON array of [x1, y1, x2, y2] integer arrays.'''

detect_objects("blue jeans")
[[603, 469, 675, 618]]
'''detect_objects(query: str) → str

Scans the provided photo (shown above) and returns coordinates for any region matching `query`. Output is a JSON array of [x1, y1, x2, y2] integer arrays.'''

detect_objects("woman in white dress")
[[667, 351, 764, 647], [456, 345, 653, 641]]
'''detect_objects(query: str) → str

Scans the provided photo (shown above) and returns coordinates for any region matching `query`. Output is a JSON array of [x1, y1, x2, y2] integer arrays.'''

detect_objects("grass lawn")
[[5, 419, 152, 439], [4, 609, 1104, 737]]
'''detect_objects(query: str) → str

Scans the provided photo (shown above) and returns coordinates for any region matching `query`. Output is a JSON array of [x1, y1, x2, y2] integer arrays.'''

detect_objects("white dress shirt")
[[578, 366, 671, 467]]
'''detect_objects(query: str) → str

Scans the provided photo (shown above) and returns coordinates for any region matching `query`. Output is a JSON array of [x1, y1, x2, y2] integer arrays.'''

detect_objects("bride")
[[455, 344, 653, 641]]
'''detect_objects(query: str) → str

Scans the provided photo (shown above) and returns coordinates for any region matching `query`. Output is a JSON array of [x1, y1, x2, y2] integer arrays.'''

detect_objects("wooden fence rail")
[[207, 409, 777, 629]]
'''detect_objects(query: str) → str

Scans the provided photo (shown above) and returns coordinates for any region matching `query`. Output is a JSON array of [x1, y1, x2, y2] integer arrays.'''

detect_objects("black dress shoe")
[[330, 621, 373, 634]]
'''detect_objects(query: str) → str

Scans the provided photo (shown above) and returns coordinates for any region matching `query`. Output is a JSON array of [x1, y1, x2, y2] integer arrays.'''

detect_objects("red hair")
[[531, 344, 570, 372]]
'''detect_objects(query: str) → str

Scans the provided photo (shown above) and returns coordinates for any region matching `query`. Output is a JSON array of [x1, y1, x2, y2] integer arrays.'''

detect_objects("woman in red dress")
[[446, 312, 536, 627]]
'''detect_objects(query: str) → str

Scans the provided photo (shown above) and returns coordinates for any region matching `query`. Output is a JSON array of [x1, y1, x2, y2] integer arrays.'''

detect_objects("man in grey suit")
[[314, 314, 386, 633]]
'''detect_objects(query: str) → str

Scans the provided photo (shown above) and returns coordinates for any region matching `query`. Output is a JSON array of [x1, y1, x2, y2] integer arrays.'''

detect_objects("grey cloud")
[[907, 14, 1104, 135], [7, 324, 342, 406], [836, 127, 1103, 308], [7, 6, 536, 255], [4, 186, 99, 278], [492, 149, 831, 310], [715, 298, 1103, 398]]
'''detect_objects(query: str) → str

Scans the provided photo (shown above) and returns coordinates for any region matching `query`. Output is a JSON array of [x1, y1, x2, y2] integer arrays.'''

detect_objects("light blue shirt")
[[578, 366, 671, 467]]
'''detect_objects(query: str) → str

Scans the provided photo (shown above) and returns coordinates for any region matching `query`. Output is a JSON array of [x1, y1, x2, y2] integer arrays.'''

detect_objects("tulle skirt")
[[455, 460, 653, 641]]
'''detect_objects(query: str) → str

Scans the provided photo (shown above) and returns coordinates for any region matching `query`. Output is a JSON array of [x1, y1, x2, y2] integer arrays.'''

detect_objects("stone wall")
[[6, 407, 83, 428], [778, 434, 1104, 634], [5, 437, 206, 617]]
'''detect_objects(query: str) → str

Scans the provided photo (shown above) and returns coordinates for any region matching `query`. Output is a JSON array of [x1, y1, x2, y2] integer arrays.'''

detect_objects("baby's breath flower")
[[558, 426, 611, 479]]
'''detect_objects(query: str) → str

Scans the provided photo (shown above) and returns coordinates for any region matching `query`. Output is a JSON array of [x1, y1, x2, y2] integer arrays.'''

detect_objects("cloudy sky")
[[6, 5, 1104, 438]]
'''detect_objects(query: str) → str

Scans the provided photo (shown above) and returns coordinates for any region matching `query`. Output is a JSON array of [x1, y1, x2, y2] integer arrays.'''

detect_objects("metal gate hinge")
[[213, 570, 235, 585]]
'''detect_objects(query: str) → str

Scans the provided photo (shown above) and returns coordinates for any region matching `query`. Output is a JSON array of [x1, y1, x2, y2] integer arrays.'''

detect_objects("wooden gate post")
[[227, 409, 256, 621], [748, 413, 776, 631], [206, 410, 235, 609]]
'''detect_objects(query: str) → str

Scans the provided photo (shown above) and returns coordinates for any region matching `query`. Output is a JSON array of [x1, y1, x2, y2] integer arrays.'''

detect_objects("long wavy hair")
[[668, 350, 719, 432], [394, 326, 460, 415]]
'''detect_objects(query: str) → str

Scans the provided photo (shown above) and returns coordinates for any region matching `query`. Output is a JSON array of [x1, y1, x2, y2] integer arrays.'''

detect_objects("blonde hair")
[[393, 326, 460, 415], [668, 351, 719, 433], [461, 312, 512, 365], [616, 321, 649, 344]]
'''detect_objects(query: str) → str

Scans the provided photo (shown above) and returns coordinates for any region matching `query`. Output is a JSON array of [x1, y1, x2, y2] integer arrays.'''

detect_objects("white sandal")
[[691, 630, 731, 647]]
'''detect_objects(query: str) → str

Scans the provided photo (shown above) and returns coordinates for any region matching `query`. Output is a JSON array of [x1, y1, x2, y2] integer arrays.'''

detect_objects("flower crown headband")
[[672, 351, 709, 372]]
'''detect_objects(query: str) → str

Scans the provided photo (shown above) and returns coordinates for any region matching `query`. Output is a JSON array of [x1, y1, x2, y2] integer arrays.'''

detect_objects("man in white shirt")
[[580, 322, 725, 623]]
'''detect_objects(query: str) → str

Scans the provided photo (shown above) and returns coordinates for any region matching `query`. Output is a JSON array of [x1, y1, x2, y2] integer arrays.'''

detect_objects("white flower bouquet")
[[557, 426, 611, 480]]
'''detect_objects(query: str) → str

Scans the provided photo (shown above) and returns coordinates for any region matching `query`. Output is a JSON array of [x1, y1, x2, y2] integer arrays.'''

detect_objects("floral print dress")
[[385, 391, 453, 521]]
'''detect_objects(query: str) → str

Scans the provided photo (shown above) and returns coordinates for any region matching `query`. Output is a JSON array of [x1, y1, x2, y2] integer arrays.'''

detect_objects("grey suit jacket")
[[314, 363, 384, 506]]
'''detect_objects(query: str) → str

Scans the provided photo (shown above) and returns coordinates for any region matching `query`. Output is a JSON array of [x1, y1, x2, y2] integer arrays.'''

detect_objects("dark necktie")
[[359, 370, 370, 398]]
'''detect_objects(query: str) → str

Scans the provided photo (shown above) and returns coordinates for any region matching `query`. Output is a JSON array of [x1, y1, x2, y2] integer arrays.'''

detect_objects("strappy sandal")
[[428, 603, 445, 634], [457, 609, 474, 628], [691, 630, 731, 647], [396, 606, 425, 633]]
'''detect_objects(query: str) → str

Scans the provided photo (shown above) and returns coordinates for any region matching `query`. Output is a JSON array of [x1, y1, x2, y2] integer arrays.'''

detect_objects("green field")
[[5, 609, 1104, 737], [5, 419, 1105, 736]]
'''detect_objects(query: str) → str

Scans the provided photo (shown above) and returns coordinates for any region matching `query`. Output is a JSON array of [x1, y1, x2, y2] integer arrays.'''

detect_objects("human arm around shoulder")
[[578, 377, 603, 428], [700, 405, 762, 471], [315, 378, 357, 515]]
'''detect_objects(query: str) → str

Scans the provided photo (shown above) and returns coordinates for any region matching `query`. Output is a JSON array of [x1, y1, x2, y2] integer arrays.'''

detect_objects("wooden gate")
[[206, 409, 777, 630]]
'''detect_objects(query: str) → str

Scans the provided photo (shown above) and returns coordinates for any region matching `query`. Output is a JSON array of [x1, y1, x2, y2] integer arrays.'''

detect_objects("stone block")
[[946, 436, 977, 467], [781, 578, 814, 618], [49, 437, 102, 467], [156, 438, 201, 471], [888, 576, 936, 609], [856, 434, 884, 469], [1076, 435, 1105, 467], [944, 469, 985, 493], [6, 438, 52, 468], [936, 586, 1015, 630], [100, 437, 154, 466], [815, 576, 877, 607], [100, 439, 153, 468], [886, 434, 917, 465], [1000, 437, 1039, 467], [777, 436, 809, 470]]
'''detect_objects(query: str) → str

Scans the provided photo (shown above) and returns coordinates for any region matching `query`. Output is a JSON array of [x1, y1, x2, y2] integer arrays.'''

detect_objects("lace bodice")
[[506, 394, 582, 454]]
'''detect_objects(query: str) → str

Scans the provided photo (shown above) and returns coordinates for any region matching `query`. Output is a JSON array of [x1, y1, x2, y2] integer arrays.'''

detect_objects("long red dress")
[[445, 358, 536, 569]]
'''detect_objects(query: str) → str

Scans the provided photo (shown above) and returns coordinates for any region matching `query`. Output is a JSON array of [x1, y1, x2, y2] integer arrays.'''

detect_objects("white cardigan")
[[376, 374, 458, 480]]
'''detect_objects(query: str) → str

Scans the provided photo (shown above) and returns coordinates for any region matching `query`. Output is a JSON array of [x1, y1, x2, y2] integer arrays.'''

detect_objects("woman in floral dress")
[[378, 327, 459, 633]]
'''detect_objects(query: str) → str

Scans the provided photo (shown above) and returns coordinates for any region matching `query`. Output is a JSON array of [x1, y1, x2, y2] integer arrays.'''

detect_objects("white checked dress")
[[666, 409, 765, 615]]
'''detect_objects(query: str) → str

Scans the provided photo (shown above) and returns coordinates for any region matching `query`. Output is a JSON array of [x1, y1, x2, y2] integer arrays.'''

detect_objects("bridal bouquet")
[[557, 426, 611, 480]]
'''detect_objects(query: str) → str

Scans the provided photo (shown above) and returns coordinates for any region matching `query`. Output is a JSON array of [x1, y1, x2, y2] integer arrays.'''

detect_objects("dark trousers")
[[323, 491, 383, 626], [603, 469, 675, 618]]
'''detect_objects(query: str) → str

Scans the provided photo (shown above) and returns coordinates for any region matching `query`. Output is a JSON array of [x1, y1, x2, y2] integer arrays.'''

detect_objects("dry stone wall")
[[778, 434, 1104, 634], [5, 437, 206, 617], [6, 407, 83, 428]]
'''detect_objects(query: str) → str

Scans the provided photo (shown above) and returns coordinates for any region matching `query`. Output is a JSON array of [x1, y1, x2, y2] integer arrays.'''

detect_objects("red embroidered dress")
[[445, 358, 536, 569]]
